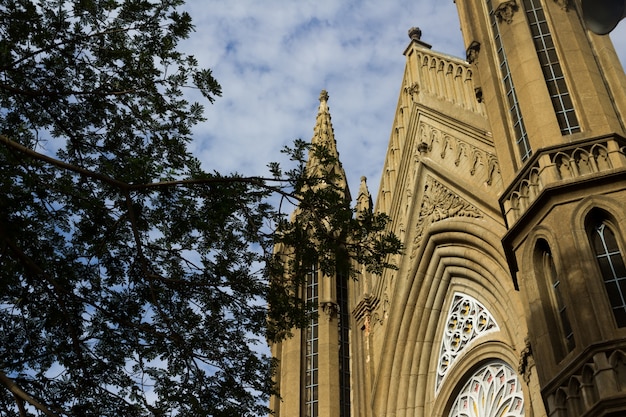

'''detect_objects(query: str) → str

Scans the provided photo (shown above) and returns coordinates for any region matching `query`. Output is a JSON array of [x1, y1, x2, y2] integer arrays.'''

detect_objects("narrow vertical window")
[[523, 0, 580, 134], [487, 0, 532, 162], [538, 240, 575, 352], [336, 267, 351, 417], [591, 221, 626, 327], [305, 267, 319, 417]]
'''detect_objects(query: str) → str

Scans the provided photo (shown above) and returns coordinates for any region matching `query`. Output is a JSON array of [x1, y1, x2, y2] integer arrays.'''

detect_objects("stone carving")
[[405, 82, 420, 103], [495, 0, 519, 24], [410, 176, 483, 258], [554, 0, 569, 10], [416, 122, 500, 187], [436, 293, 499, 392], [475, 87, 483, 103], [466, 41, 481, 64], [502, 138, 620, 225], [518, 337, 534, 383], [321, 301, 340, 321]]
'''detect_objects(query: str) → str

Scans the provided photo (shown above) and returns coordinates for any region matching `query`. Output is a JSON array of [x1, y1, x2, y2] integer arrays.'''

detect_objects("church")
[[270, 1, 626, 416]]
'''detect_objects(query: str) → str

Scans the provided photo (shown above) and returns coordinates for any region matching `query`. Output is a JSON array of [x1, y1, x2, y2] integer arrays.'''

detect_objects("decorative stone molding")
[[436, 293, 499, 392], [353, 294, 384, 332], [475, 87, 483, 103], [466, 41, 481, 64], [554, 0, 569, 11], [501, 135, 626, 226], [410, 176, 483, 258], [321, 301, 340, 321], [404, 81, 420, 103], [495, 0, 519, 24], [412, 50, 484, 115], [518, 337, 534, 383], [544, 348, 626, 417], [416, 122, 501, 187]]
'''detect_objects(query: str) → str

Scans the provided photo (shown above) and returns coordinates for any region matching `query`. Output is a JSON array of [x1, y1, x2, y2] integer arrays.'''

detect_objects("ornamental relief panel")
[[436, 293, 499, 393], [410, 176, 482, 259], [416, 122, 500, 187]]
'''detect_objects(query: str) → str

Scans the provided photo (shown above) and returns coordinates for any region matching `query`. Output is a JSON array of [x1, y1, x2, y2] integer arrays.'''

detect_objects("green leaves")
[[0, 1, 401, 416]]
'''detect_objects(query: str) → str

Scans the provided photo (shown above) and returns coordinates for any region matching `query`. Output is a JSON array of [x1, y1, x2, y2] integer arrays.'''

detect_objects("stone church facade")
[[271, 1, 626, 416]]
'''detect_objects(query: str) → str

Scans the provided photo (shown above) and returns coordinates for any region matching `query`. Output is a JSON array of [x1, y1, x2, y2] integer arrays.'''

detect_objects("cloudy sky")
[[178, 0, 626, 202]]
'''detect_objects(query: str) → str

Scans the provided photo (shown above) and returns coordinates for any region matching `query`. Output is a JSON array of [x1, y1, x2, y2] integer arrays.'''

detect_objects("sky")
[[178, 0, 626, 203]]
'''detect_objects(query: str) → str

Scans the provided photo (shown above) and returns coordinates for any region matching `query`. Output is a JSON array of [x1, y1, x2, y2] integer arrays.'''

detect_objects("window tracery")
[[436, 294, 499, 391], [448, 362, 525, 417]]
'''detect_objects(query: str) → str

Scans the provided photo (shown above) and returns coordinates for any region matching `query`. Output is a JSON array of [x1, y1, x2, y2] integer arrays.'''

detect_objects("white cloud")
[[179, 1, 626, 201]]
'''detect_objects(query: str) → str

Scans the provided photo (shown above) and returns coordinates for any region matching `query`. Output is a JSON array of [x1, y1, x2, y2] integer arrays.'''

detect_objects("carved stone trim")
[[554, 0, 569, 11], [466, 41, 481, 64], [518, 337, 534, 384], [475, 87, 483, 103], [404, 81, 420, 103], [321, 301, 340, 321], [495, 0, 519, 24], [416, 122, 500, 187], [410, 176, 483, 259]]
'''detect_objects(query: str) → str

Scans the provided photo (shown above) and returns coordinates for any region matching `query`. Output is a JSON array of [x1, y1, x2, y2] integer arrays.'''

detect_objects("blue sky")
[[178, 0, 626, 202]]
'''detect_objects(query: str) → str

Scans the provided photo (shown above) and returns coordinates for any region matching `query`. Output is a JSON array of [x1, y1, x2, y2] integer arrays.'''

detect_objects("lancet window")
[[304, 266, 319, 417], [522, 0, 580, 135], [590, 219, 626, 328], [486, 0, 531, 162]]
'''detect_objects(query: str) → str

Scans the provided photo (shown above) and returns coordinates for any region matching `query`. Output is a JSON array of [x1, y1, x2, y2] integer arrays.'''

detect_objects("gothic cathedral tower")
[[271, 2, 626, 417], [455, 0, 626, 415]]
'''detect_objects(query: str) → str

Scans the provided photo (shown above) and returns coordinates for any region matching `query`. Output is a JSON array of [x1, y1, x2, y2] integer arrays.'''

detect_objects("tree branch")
[[0, 371, 59, 417]]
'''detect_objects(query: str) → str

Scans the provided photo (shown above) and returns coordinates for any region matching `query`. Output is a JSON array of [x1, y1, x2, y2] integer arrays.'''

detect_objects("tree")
[[0, 1, 401, 416]]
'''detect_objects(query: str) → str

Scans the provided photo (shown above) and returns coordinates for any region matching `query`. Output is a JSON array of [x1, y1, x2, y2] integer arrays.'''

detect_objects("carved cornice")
[[410, 176, 483, 259], [495, 0, 519, 24]]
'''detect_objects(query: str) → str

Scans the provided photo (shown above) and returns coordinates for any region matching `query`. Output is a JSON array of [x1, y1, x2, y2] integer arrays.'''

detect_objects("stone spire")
[[307, 90, 350, 200], [356, 176, 372, 219]]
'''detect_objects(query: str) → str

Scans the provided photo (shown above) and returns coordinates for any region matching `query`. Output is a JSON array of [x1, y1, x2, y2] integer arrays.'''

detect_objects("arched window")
[[535, 239, 575, 355], [448, 362, 525, 417], [589, 219, 626, 327]]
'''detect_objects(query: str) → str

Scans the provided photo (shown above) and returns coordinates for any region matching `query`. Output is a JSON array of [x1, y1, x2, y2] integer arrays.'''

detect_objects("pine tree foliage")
[[0, 1, 402, 416]]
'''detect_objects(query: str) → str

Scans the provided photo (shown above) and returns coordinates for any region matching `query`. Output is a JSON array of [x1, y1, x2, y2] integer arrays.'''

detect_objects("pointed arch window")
[[304, 266, 319, 417], [486, 0, 531, 162], [448, 362, 525, 417], [522, 0, 580, 135], [590, 219, 626, 327], [536, 239, 575, 354]]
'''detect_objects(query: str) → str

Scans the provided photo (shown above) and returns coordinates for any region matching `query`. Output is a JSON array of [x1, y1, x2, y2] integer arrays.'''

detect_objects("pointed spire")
[[311, 90, 339, 155], [356, 176, 372, 219], [307, 90, 350, 200]]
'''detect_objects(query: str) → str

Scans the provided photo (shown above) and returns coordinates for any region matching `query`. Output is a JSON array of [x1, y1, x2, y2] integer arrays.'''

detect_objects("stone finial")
[[319, 89, 329, 103], [408, 27, 422, 41]]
